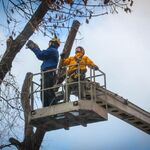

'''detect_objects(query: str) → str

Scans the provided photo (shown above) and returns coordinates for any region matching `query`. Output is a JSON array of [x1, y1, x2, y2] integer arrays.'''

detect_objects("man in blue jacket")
[[26, 37, 60, 107]]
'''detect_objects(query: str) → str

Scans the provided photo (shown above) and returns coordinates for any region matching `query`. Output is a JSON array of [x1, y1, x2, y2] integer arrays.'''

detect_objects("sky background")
[[0, 0, 150, 150]]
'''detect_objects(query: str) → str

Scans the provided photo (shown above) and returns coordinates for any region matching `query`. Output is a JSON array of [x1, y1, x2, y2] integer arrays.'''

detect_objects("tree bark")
[[0, 1, 50, 85], [21, 72, 34, 145], [32, 127, 46, 150]]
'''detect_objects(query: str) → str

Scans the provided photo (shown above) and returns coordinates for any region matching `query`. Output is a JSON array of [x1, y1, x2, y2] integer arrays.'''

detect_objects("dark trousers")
[[41, 71, 56, 107], [65, 74, 86, 101]]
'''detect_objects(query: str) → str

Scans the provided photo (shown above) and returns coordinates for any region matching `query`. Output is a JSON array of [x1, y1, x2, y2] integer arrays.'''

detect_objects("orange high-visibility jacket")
[[61, 55, 97, 76]]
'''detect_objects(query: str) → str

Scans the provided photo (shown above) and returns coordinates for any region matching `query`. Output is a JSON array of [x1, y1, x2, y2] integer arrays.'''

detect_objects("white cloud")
[[75, 2, 150, 111]]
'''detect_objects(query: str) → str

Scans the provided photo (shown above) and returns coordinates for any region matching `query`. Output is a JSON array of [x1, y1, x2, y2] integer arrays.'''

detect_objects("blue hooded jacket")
[[31, 45, 59, 71]]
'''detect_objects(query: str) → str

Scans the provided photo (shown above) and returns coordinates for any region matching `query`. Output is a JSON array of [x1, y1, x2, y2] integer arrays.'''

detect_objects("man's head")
[[49, 37, 61, 48], [75, 46, 85, 55]]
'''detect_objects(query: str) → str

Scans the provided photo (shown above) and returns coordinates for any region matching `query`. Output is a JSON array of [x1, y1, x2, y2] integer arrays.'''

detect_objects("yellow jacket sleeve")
[[61, 57, 72, 66], [84, 56, 96, 68]]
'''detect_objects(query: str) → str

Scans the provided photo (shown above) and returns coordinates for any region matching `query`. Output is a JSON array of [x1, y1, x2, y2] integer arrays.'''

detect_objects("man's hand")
[[93, 65, 99, 70], [60, 52, 66, 59], [26, 40, 39, 49]]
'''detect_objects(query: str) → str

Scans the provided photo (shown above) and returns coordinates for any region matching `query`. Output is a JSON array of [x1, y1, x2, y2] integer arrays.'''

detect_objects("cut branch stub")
[[61, 20, 80, 58]]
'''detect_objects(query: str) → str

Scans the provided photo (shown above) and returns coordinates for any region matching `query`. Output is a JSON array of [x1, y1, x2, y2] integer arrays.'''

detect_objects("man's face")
[[75, 47, 82, 54]]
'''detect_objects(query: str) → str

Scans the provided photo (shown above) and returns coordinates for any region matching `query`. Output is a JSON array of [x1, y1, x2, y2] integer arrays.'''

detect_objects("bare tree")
[[0, 0, 133, 149], [0, 73, 22, 149], [0, 19, 81, 150], [0, 72, 46, 150], [0, 0, 133, 84]]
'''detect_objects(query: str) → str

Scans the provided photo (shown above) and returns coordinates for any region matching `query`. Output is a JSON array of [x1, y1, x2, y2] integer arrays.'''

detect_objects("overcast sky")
[[1, 0, 150, 150]]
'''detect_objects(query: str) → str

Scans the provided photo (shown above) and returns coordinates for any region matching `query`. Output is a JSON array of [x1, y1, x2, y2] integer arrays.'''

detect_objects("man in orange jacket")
[[61, 46, 99, 100]]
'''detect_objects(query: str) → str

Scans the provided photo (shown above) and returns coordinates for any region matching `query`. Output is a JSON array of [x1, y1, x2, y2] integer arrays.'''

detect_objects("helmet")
[[75, 46, 85, 55], [50, 37, 61, 46]]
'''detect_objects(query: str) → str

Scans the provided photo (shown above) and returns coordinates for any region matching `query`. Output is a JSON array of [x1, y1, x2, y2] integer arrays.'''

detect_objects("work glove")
[[93, 65, 99, 70], [26, 40, 39, 49], [60, 52, 66, 59]]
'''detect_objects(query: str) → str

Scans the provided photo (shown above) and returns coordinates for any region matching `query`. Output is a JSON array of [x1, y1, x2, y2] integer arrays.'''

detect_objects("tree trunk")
[[59, 20, 81, 59], [20, 72, 34, 146], [9, 72, 46, 150], [56, 20, 80, 84], [0, 1, 50, 85]]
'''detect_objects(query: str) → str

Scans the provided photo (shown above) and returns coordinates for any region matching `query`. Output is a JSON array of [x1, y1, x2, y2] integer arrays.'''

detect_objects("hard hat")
[[50, 37, 61, 46], [75, 46, 85, 55]]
